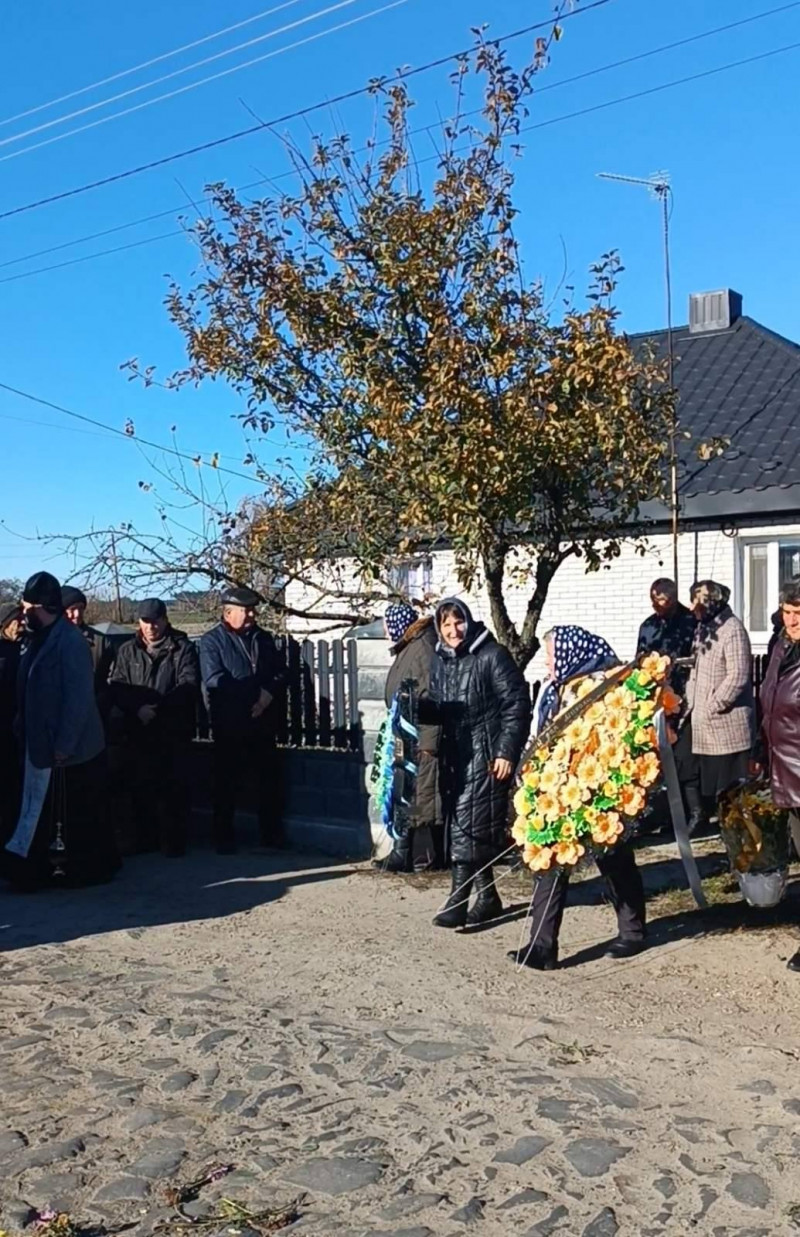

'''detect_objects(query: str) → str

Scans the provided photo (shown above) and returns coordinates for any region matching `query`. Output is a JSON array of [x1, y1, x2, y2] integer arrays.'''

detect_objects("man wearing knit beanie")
[[22, 570, 62, 620], [61, 584, 115, 703]]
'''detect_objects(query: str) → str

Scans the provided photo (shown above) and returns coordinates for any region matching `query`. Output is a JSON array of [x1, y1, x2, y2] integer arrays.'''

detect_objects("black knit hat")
[[222, 585, 261, 608], [61, 585, 87, 609], [23, 571, 62, 612], [139, 598, 167, 622]]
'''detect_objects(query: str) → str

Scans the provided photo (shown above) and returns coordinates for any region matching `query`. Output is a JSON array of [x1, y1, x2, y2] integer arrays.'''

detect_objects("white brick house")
[[285, 290, 800, 676]]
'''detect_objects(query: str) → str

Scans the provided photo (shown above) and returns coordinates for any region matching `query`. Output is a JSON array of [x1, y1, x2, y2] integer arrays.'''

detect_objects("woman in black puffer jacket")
[[430, 598, 531, 928]]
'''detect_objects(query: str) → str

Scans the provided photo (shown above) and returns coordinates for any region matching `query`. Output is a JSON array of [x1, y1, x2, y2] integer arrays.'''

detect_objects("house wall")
[[286, 529, 735, 667], [284, 519, 800, 670]]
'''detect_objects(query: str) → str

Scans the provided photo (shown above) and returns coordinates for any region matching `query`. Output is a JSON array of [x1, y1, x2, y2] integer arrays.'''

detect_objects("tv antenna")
[[597, 171, 679, 587]]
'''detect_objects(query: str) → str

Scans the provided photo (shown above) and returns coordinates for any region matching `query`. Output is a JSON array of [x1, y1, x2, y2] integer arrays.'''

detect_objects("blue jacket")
[[199, 622, 286, 737], [18, 616, 105, 769]]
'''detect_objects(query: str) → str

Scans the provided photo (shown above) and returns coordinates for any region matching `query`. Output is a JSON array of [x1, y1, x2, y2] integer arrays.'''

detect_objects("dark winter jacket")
[[636, 603, 696, 697], [76, 623, 117, 700], [429, 600, 531, 865], [767, 610, 784, 663], [0, 635, 20, 742], [385, 616, 442, 828], [199, 621, 287, 738], [108, 627, 200, 743], [17, 616, 105, 770], [760, 634, 800, 807]]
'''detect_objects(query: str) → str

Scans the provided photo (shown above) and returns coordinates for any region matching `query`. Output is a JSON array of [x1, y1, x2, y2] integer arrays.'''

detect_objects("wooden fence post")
[[346, 639, 360, 752], [287, 637, 302, 746], [317, 640, 332, 748], [302, 639, 317, 747], [332, 639, 346, 748]]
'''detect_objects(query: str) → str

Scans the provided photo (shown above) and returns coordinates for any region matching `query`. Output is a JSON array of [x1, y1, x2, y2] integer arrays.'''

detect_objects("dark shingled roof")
[[631, 314, 800, 521]]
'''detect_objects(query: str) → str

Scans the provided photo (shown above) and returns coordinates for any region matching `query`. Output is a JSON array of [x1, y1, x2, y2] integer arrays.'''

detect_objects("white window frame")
[[388, 556, 433, 602], [739, 529, 800, 648]]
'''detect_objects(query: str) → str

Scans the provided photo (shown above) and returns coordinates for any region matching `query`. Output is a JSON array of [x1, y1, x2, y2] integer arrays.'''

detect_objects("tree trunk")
[[482, 540, 574, 672]]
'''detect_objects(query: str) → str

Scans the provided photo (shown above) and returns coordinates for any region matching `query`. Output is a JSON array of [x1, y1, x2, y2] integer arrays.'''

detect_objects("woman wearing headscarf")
[[509, 626, 647, 970], [377, 600, 443, 872], [686, 581, 754, 802], [430, 599, 531, 929]]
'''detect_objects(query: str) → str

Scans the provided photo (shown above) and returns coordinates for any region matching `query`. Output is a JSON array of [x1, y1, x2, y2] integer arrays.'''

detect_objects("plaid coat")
[[686, 606, 754, 756]]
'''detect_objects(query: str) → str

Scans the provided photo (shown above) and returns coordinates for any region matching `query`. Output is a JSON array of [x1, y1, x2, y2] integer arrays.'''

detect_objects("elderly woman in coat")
[[430, 598, 531, 929], [509, 626, 648, 970], [686, 580, 754, 802], [377, 600, 443, 873], [759, 579, 800, 973]]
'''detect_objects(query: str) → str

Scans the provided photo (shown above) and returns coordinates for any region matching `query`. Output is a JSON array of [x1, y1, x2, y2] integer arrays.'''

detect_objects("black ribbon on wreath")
[[48, 765, 68, 879]]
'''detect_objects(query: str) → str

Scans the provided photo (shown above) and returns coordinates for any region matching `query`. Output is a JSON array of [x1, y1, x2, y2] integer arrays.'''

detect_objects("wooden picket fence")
[[274, 636, 361, 751]]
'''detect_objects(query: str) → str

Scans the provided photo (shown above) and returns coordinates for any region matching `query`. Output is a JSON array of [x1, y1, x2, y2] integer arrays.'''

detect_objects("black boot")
[[465, 867, 503, 926], [787, 949, 800, 973], [433, 863, 473, 928], [373, 828, 411, 873], [507, 944, 558, 970], [605, 937, 646, 960]]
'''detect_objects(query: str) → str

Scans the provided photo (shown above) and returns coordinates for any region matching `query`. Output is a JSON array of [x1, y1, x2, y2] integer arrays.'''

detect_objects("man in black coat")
[[109, 599, 199, 856], [62, 585, 116, 711], [199, 586, 287, 854], [637, 577, 703, 833]]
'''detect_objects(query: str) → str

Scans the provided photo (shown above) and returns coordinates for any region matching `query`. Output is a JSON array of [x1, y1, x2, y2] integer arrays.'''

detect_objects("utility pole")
[[109, 531, 123, 623], [597, 171, 679, 588]]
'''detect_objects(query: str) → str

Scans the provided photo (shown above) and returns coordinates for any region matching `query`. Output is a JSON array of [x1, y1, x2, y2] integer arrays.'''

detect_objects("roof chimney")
[[688, 288, 742, 334]]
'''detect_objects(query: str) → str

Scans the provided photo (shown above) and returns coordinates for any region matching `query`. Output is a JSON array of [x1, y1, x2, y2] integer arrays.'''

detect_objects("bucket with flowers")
[[718, 779, 790, 908], [512, 652, 678, 874]]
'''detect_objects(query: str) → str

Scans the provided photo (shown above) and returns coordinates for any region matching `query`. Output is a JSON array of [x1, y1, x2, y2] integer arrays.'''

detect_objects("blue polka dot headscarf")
[[550, 625, 617, 685], [385, 600, 418, 645], [536, 625, 618, 733]]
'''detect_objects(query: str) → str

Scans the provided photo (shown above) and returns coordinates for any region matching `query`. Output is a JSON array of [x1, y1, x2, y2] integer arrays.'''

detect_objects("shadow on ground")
[[0, 847, 351, 953]]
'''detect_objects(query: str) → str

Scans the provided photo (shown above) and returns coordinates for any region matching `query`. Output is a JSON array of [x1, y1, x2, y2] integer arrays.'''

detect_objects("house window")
[[746, 543, 769, 634], [741, 536, 800, 641], [388, 557, 433, 601]]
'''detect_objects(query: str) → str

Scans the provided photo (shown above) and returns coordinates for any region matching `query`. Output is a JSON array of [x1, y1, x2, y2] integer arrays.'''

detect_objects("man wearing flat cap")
[[1, 572, 119, 889], [62, 584, 115, 706], [109, 598, 200, 857], [199, 586, 287, 853]]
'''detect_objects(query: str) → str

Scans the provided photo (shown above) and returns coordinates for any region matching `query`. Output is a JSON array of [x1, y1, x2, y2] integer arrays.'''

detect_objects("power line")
[[0, 0, 610, 223], [0, 229, 184, 285], [0, 381, 304, 481], [0, 0, 308, 130], [0, 0, 381, 162], [4, 30, 800, 285], [0, 0, 795, 271], [0, 407, 303, 458], [518, 36, 800, 136]]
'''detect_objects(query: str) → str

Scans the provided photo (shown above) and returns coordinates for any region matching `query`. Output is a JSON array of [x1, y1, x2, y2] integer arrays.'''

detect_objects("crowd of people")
[[379, 577, 800, 974], [0, 572, 286, 889], [2, 567, 799, 975]]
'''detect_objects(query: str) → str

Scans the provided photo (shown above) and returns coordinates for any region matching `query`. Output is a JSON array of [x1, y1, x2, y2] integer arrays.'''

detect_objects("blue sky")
[[1, 0, 799, 586]]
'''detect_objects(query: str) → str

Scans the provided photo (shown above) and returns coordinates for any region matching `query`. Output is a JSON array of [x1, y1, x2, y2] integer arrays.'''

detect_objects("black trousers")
[[212, 731, 284, 848], [673, 722, 702, 818], [527, 844, 646, 953], [128, 738, 192, 852]]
